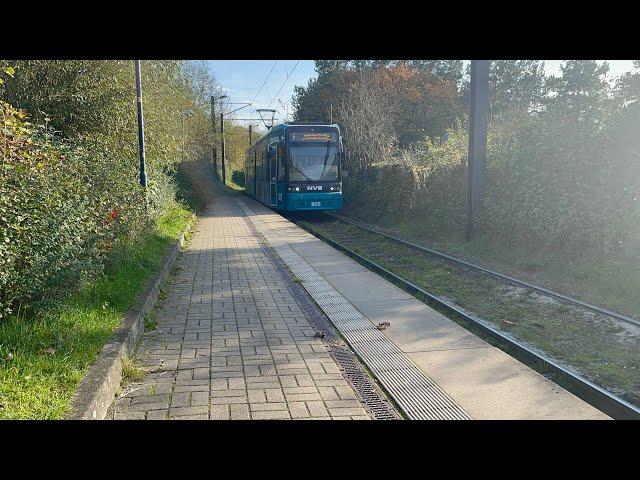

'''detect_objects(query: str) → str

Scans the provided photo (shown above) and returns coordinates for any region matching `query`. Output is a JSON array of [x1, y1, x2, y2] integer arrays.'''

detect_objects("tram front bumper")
[[285, 192, 342, 211]]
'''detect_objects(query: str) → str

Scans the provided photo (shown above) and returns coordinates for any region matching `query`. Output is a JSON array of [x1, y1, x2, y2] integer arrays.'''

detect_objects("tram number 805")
[[311, 201, 322, 207]]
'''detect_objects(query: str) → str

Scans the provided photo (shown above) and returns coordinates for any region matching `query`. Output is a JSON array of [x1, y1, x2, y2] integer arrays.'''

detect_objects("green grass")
[[347, 212, 640, 319], [0, 204, 193, 419], [121, 357, 147, 384]]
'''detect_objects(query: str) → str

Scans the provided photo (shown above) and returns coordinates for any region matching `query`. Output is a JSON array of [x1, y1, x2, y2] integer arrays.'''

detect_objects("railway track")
[[330, 213, 640, 328], [291, 212, 640, 420]]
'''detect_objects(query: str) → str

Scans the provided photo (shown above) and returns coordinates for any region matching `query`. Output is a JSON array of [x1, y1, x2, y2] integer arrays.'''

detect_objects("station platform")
[[110, 186, 608, 420]]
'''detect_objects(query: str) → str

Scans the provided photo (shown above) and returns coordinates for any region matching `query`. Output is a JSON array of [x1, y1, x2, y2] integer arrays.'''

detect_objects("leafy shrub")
[[0, 99, 190, 320], [343, 107, 640, 256], [231, 169, 245, 187], [1, 102, 114, 318], [0, 60, 254, 321]]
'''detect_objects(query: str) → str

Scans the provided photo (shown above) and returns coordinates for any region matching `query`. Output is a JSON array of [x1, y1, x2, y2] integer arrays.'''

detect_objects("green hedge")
[[0, 101, 174, 320], [344, 108, 640, 256]]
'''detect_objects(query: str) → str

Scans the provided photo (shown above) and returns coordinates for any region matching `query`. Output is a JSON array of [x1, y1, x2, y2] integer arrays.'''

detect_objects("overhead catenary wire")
[[268, 60, 301, 108], [250, 60, 278, 105]]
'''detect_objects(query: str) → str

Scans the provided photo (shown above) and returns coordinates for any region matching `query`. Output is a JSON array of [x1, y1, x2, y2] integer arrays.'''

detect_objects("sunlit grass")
[[0, 204, 192, 419], [355, 213, 640, 318]]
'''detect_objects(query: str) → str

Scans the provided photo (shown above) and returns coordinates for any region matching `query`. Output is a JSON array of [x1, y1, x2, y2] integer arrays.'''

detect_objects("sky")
[[207, 60, 316, 131], [207, 60, 636, 131]]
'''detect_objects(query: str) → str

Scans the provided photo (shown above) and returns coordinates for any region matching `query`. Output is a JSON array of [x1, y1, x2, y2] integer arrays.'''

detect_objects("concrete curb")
[[66, 215, 195, 420]]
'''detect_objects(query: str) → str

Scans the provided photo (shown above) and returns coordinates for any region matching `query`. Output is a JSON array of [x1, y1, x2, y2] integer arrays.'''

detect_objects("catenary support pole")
[[220, 112, 226, 185], [134, 60, 147, 188], [466, 60, 489, 240], [211, 95, 218, 180]]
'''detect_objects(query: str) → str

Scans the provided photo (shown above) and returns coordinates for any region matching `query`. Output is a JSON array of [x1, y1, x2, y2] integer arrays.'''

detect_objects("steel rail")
[[295, 219, 640, 420], [324, 213, 640, 329]]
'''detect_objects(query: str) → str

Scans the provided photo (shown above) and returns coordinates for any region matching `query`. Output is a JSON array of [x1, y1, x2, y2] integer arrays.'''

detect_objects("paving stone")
[[172, 414, 209, 420], [146, 410, 169, 420], [289, 402, 311, 419], [230, 404, 250, 420], [191, 391, 210, 406], [324, 400, 363, 409], [114, 411, 146, 420], [306, 401, 330, 418], [251, 410, 291, 420], [107, 191, 370, 421], [249, 402, 288, 412], [169, 406, 209, 418], [328, 407, 368, 417], [170, 392, 191, 408], [211, 396, 249, 405], [265, 389, 285, 403], [210, 404, 230, 420]]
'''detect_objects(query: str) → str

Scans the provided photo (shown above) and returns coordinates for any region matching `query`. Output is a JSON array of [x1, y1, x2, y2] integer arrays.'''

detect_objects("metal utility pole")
[[134, 60, 147, 188], [465, 60, 490, 241], [211, 95, 218, 180], [211, 94, 228, 182], [220, 111, 226, 185]]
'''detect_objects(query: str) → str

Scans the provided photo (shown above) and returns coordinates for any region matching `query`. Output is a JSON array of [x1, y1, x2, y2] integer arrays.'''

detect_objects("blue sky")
[[207, 60, 636, 131], [207, 60, 316, 130]]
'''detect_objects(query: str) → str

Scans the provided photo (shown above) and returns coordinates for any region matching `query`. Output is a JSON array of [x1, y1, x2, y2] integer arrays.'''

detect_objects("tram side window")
[[278, 145, 286, 181], [264, 146, 270, 181]]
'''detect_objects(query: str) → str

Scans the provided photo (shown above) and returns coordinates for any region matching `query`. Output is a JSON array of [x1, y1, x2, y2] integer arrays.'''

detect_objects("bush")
[[0, 101, 180, 320], [0, 60, 224, 321], [343, 106, 640, 257], [0, 101, 116, 318], [231, 169, 245, 187]]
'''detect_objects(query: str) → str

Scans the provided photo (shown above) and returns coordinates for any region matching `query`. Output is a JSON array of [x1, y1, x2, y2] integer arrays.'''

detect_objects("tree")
[[336, 71, 397, 173], [547, 60, 612, 126], [293, 63, 463, 147], [489, 60, 548, 117]]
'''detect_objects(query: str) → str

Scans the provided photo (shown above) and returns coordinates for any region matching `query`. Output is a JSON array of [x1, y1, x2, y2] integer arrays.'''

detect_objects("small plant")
[[144, 314, 158, 332], [121, 357, 146, 384]]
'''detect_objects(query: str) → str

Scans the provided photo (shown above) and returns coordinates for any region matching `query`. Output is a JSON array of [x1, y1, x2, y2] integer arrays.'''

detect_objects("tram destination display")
[[289, 131, 338, 143]]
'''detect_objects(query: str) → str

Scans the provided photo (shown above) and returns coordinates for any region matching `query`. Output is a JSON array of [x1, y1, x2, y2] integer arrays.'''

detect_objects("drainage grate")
[[238, 199, 471, 420], [240, 210, 400, 420]]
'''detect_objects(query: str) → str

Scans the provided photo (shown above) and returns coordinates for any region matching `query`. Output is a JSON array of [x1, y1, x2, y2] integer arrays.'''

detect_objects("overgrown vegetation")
[[0, 60, 221, 320], [0, 60, 225, 418], [293, 60, 640, 264], [0, 205, 192, 418]]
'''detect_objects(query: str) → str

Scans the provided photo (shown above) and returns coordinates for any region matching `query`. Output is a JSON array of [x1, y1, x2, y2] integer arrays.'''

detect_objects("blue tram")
[[244, 123, 343, 212]]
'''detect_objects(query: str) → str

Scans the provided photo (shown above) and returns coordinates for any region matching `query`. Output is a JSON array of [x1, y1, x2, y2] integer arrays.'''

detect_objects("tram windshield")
[[289, 142, 340, 182]]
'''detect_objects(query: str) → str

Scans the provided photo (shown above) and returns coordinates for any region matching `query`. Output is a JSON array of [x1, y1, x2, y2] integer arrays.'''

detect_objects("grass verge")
[[354, 213, 640, 319], [0, 204, 193, 419]]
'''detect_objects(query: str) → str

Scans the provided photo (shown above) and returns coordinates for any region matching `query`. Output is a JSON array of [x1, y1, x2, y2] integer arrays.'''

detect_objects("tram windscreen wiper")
[[291, 163, 312, 181], [319, 141, 330, 180]]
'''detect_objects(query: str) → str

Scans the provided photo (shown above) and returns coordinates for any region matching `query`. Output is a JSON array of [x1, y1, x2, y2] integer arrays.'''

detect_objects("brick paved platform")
[[109, 191, 371, 420]]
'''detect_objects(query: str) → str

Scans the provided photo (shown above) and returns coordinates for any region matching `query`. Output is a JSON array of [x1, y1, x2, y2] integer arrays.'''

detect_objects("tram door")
[[269, 145, 277, 207]]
